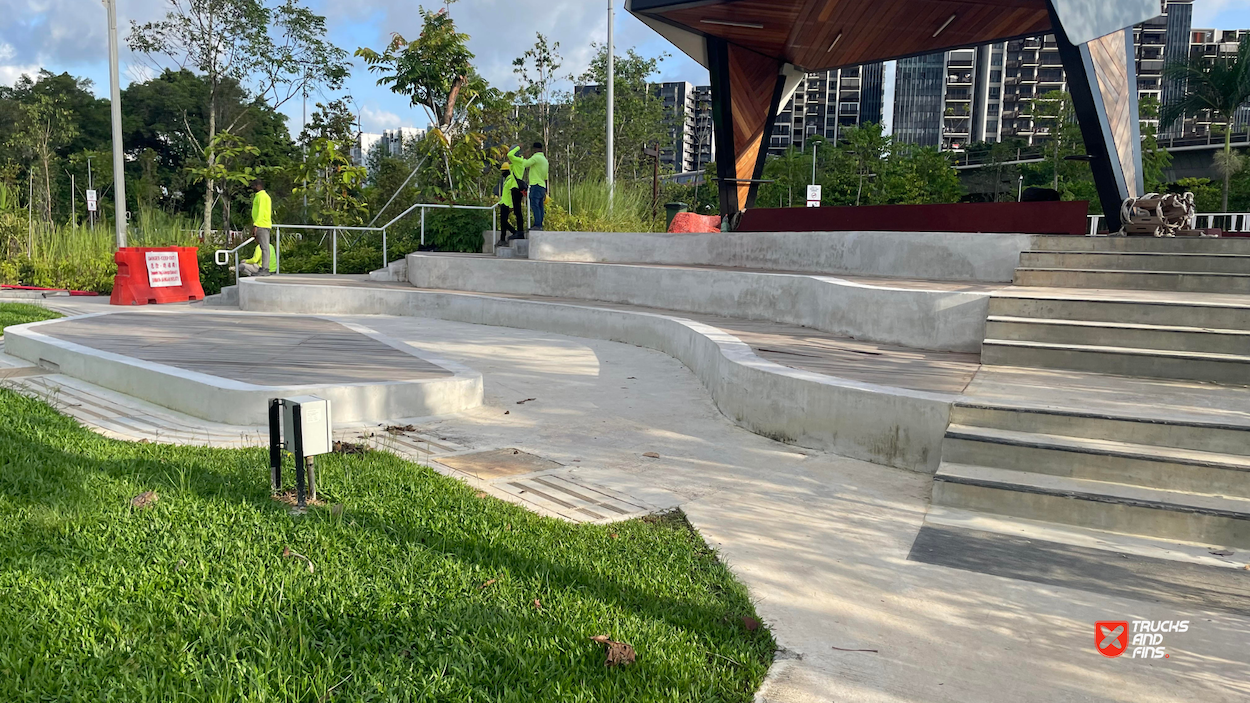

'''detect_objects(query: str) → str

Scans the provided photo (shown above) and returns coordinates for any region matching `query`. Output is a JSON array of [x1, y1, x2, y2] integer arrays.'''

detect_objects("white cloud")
[[358, 104, 417, 132], [0, 41, 39, 86]]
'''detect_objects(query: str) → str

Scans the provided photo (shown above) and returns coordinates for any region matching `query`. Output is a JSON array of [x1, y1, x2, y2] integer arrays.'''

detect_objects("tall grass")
[[545, 180, 661, 232], [1, 210, 205, 294]]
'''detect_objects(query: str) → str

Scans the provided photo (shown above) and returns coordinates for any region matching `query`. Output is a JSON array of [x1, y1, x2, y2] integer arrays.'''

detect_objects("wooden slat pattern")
[[727, 45, 782, 208], [1089, 30, 1138, 195], [658, 0, 1052, 71], [39, 313, 450, 386]]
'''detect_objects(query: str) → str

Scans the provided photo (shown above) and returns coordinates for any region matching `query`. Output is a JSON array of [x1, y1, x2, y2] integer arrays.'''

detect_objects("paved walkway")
[[3, 297, 1248, 701]]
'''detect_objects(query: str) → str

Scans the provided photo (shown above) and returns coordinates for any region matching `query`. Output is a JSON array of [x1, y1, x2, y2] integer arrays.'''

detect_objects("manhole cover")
[[437, 448, 563, 479]]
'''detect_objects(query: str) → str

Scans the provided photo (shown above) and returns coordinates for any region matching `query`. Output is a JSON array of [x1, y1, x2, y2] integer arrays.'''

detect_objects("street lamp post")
[[1018, 174, 1024, 202], [606, 0, 614, 201], [105, 0, 128, 247]]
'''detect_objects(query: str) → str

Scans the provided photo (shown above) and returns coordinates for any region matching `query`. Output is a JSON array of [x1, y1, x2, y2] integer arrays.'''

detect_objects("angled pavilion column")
[[707, 38, 787, 217]]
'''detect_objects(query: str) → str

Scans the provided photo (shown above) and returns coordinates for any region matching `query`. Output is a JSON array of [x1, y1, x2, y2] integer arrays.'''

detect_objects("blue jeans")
[[529, 185, 546, 230]]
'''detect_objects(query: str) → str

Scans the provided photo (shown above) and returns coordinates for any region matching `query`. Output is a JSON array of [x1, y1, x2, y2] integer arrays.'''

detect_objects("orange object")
[[110, 247, 205, 306], [667, 212, 722, 233]]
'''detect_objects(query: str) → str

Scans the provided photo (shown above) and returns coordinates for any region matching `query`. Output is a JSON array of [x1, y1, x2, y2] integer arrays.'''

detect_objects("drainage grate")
[[436, 448, 563, 479]]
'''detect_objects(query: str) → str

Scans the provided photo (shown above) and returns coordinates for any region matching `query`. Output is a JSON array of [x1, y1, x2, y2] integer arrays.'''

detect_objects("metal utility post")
[[105, 0, 127, 247], [811, 142, 818, 185], [87, 157, 95, 230], [606, 0, 615, 200], [1018, 174, 1024, 202]]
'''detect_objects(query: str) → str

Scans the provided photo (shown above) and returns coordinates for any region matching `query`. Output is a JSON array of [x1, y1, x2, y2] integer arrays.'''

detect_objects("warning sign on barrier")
[[145, 251, 182, 288], [111, 247, 204, 306]]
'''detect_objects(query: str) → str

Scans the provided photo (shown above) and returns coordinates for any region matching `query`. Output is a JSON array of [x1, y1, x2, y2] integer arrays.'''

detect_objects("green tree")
[[7, 94, 78, 223], [569, 44, 668, 183], [1138, 95, 1173, 192], [1033, 90, 1081, 190], [129, 0, 348, 236], [1162, 35, 1250, 210], [293, 138, 367, 226], [512, 33, 564, 148], [186, 132, 264, 231], [357, 5, 504, 199]]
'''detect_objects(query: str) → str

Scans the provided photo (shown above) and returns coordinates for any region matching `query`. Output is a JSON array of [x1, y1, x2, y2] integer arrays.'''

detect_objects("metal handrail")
[[214, 237, 256, 286], [1087, 211, 1250, 235], [273, 202, 497, 275]]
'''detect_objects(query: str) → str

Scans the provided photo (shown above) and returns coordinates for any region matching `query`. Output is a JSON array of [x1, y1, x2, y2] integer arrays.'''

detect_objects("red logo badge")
[[1096, 621, 1129, 657]]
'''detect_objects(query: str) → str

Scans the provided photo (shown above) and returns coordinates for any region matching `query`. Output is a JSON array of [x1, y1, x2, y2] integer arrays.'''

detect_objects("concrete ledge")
[[407, 254, 995, 352], [239, 279, 954, 472], [4, 312, 483, 425], [529, 230, 1035, 282]]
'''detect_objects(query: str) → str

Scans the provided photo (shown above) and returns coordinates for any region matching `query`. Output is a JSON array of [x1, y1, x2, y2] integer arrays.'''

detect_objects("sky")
[[3, 0, 1250, 137]]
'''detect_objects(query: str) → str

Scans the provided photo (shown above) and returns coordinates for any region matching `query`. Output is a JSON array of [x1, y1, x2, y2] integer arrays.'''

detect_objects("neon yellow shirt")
[[245, 244, 277, 272], [521, 152, 549, 188], [252, 190, 272, 228]]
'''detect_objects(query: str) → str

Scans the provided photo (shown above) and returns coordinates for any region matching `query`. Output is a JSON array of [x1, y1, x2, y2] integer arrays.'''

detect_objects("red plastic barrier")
[[668, 212, 722, 233], [110, 247, 205, 306]]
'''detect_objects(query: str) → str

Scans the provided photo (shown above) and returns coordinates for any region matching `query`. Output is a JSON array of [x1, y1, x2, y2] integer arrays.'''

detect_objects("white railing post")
[[275, 225, 281, 274], [420, 207, 426, 247], [382, 227, 388, 270], [332, 227, 337, 275]]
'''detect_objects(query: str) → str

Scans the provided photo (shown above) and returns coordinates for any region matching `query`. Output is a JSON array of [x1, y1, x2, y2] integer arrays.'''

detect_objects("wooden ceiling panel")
[[645, 0, 1054, 71]]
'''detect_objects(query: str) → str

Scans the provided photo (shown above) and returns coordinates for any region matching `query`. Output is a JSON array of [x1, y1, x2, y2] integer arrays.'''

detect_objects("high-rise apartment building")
[[767, 64, 885, 155], [890, 1, 1236, 149], [655, 81, 697, 173], [352, 127, 425, 169]]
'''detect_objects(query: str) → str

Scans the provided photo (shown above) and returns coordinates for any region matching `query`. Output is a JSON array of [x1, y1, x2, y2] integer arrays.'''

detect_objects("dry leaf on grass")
[[130, 491, 158, 510], [642, 452, 660, 459], [591, 636, 636, 667], [479, 578, 497, 589], [333, 440, 367, 455], [742, 616, 760, 631], [532, 598, 542, 611], [282, 546, 316, 573]]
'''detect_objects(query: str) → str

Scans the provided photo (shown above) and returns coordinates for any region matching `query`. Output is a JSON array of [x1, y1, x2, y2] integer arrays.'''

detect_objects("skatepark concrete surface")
[[4, 296, 1247, 703]]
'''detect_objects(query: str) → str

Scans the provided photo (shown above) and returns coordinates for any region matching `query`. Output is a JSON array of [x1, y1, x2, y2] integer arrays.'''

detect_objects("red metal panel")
[[737, 202, 1090, 235]]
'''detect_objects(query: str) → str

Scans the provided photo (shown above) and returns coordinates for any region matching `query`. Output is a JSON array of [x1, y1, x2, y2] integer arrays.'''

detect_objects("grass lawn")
[[0, 306, 774, 701], [0, 302, 62, 334]]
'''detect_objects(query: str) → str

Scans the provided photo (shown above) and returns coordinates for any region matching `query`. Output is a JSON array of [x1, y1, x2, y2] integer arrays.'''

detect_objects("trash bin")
[[664, 202, 689, 230]]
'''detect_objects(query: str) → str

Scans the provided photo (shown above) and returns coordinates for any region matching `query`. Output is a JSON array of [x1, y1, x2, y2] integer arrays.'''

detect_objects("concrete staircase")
[[934, 235, 1250, 550], [983, 236, 1250, 384]]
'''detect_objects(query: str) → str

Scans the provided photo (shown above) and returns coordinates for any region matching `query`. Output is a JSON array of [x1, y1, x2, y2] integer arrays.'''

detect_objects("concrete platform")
[[238, 275, 978, 471], [406, 252, 1001, 352], [528, 229, 1037, 282], [4, 310, 483, 424]]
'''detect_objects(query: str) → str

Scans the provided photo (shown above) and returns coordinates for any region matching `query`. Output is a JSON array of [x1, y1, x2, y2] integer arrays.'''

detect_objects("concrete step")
[[950, 402, 1250, 455], [495, 239, 529, 259], [981, 338, 1250, 385], [988, 293, 1250, 330], [942, 424, 1250, 498], [204, 285, 239, 307], [932, 463, 1250, 548], [1019, 250, 1250, 274], [985, 315, 1250, 355], [1032, 235, 1250, 254], [1013, 267, 1250, 293]]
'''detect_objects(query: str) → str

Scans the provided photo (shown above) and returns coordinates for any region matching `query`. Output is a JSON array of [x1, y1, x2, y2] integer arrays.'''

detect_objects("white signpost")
[[806, 184, 822, 207], [145, 251, 182, 288], [86, 189, 97, 212]]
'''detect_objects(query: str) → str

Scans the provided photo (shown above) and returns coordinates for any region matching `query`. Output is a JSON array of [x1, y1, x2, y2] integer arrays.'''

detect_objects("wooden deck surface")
[[40, 312, 450, 386]]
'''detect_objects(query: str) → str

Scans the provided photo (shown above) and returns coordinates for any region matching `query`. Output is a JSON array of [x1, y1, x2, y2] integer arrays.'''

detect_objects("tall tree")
[[512, 33, 564, 148], [1033, 90, 1081, 191], [570, 44, 668, 183], [1162, 35, 1250, 210], [128, 0, 348, 236], [1138, 94, 1173, 191], [6, 94, 78, 222], [356, 6, 475, 131]]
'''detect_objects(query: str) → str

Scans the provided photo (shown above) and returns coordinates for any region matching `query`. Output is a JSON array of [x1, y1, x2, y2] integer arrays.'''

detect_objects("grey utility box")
[[280, 396, 332, 457]]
